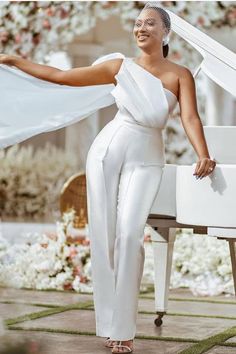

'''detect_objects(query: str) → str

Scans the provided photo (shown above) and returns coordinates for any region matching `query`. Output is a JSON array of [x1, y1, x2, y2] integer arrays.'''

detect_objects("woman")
[[0, 3, 216, 353]]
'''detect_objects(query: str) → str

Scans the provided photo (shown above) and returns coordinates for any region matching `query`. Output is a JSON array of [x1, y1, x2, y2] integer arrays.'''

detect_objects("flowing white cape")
[[0, 52, 124, 149]]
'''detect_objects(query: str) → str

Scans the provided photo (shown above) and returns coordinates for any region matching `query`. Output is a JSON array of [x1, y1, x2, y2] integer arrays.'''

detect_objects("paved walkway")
[[0, 287, 236, 353]]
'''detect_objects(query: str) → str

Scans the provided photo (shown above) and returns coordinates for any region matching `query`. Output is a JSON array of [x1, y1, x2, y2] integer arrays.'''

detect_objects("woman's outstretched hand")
[[0, 54, 14, 66], [193, 157, 216, 179]]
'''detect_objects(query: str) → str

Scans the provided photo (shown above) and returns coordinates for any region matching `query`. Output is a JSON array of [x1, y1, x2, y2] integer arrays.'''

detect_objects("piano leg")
[[228, 239, 236, 295], [151, 227, 176, 326]]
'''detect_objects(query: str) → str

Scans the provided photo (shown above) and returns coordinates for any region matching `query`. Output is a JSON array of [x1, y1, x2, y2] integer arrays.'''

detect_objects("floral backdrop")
[[0, 1, 235, 62]]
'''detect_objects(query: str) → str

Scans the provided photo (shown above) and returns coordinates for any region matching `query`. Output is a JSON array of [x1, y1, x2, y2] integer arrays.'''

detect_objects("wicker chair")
[[60, 173, 88, 228]]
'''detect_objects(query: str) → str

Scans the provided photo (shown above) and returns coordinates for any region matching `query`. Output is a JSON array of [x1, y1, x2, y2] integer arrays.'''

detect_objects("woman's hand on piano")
[[193, 157, 216, 179]]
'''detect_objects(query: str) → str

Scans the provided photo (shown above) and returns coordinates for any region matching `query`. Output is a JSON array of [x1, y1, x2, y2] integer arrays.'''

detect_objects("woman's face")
[[133, 9, 167, 50]]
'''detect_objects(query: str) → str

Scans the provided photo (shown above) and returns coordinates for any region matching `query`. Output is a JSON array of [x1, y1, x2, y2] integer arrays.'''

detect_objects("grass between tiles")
[[178, 326, 236, 354], [139, 310, 236, 321], [7, 326, 236, 349], [220, 342, 236, 347], [3, 301, 236, 324], [7, 316, 236, 352], [3, 301, 236, 323], [4, 301, 93, 326], [139, 295, 236, 305], [7, 326, 198, 344], [0, 300, 63, 308], [2, 296, 236, 306], [3, 287, 236, 352]]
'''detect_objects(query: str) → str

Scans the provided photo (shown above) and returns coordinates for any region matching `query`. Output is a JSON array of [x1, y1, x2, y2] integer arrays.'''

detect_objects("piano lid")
[[166, 10, 236, 97]]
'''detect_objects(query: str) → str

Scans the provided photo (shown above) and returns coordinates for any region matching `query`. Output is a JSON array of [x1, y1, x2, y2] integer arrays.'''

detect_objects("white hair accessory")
[[162, 36, 169, 46]]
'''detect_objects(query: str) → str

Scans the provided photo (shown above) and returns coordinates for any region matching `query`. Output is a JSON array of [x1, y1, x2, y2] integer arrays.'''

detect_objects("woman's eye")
[[134, 21, 154, 27]]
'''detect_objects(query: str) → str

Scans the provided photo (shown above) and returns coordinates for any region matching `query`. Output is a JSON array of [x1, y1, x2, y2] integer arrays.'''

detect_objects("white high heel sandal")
[[105, 337, 119, 348], [111, 340, 134, 353]]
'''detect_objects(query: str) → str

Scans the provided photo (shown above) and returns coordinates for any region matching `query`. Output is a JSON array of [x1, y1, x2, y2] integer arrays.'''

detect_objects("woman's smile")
[[138, 35, 149, 41]]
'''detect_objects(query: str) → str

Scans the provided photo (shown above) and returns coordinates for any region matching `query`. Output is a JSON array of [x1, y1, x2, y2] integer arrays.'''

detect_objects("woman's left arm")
[[178, 66, 216, 179]]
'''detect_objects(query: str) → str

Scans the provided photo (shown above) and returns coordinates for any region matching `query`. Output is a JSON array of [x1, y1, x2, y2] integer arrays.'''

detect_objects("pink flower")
[[40, 243, 48, 249], [46, 8, 55, 17], [101, 1, 118, 9], [43, 19, 51, 30], [80, 275, 88, 283], [73, 266, 81, 276], [197, 16, 205, 26], [63, 282, 73, 290], [82, 239, 90, 246], [14, 34, 21, 44], [45, 231, 57, 240], [227, 9, 236, 25], [60, 9, 69, 19], [69, 247, 78, 258]]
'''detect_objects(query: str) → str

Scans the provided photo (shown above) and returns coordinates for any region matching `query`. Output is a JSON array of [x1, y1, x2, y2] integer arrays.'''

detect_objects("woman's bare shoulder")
[[165, 59, 191, 76], [166, 59, 192, 78]]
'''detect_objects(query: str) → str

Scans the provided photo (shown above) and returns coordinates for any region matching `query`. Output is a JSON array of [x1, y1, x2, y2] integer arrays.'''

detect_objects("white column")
[[204, 27, 236, 126], [205, 75, 236, 126]]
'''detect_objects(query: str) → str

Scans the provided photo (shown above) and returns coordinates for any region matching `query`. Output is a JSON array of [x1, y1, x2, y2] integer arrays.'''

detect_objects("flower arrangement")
[[0, 143, 77, 219], [0, 209, 92, 292], [171, 229, 234, 296], [145, 225, 234, 296]]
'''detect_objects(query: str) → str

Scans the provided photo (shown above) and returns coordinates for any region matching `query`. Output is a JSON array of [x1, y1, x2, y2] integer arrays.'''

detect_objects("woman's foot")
[[111, 339, 134, 353], [105, 337, 119, 348]]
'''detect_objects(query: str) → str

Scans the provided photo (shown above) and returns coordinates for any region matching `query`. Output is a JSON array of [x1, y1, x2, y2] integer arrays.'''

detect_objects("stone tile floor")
[[0, 286, 236, 354]]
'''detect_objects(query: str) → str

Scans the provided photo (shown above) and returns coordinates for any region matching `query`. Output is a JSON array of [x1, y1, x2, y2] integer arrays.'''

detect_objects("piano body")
[[148, 10, 236, 326]]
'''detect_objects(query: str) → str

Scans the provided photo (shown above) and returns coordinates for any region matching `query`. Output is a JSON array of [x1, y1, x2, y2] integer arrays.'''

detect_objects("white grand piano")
[[148, 10, 236, 326]]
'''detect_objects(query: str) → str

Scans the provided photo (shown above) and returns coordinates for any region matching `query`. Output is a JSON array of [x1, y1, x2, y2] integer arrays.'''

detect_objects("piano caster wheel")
[[154, 312, 166, 327]]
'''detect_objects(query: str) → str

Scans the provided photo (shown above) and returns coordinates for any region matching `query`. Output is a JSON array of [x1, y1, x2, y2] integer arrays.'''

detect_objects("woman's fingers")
[[193, 158, 216, 179], [193, 160, 201, 176], [193, 158, 207, 177], [198, 160, 212, 178]]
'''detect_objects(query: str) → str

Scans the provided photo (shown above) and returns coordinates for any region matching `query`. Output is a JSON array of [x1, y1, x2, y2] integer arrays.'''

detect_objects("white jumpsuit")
[[0, 51, 177, 341], [85, 53, 177, 340]]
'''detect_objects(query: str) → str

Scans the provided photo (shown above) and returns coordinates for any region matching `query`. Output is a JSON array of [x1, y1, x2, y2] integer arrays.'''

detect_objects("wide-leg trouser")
[[85, 112, 165, 340]]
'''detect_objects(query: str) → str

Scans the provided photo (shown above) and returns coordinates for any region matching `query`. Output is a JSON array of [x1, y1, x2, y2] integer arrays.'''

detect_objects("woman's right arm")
[[0, 54, 121, 86]]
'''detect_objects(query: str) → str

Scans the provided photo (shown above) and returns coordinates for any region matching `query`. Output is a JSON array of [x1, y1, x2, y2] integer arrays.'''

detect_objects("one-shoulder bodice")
[[110, 56, 177, 129]]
